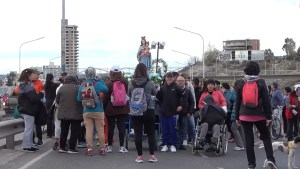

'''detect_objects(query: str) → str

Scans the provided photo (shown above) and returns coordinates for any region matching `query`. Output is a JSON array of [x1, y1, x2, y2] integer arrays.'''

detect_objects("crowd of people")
[[15, 61, 300, 169]]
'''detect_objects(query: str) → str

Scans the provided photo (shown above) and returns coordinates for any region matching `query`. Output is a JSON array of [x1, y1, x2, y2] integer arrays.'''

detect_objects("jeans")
[[107, 114, 128, 147], [22, 115, 35, 149], [241, 120, 275, 167], [186, 115, 195, 142], [60, 120, 81, 150], [199, 123, 220, 140], [287, 114, 299, 141], [131, 109, 156, 156], [176, 115, 187, 146], [231, 121, 245, 148]]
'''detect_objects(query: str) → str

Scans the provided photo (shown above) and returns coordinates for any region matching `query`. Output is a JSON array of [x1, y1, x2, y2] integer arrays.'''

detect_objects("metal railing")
[[0, 119, 24, 149]]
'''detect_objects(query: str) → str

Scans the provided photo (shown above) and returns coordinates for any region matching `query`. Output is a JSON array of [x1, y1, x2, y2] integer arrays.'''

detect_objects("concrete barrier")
[[0, 119, 24, 149]]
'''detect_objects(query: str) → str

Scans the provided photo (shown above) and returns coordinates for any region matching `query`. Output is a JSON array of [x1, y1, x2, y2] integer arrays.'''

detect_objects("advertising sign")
[[218, 51, 232, 61], [251, 50, 264, 60], [235, 50, 248, 61]]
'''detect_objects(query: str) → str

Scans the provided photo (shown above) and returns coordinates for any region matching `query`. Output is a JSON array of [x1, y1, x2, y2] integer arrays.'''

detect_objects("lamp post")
[[174, 27, 205, 79], [19, 37, 45, 74], [172, 50, 194, 81], [151, 41, 165, 73]]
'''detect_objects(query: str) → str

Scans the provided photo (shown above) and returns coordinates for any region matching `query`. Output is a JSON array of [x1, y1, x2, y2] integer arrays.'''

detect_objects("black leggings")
[[131, 109, 156, 156], [107, 114, 128, 146], [60, 120, 81, 150], [287, 114, 299, 141]]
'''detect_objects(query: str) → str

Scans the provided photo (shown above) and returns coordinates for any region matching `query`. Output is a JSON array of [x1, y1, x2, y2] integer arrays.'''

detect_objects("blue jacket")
[[77, 79, 108, 113], [224, 89, 236, 113], [271, 89, 284, 109]]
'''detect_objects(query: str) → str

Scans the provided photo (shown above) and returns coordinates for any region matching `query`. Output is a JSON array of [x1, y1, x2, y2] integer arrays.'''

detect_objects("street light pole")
[[174, 27, 205, 79], [172, 50, 194, 81], [19, 37, 45, 74]]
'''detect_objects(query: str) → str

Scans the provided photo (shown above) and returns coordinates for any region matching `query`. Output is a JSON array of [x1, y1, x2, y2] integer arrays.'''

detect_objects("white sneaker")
[[161, 145, 168, 152], [183, 140, 188, 146], [233, 146, 245, 151], [106, 146, 112, 153], [119, 146, 128, 153], [170, 145, 176, 152]]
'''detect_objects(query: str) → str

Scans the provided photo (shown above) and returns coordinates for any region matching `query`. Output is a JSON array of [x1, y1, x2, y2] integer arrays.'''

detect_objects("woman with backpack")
[[103, 65, 129, 153], [235, 61, 277, 169], [128, 63, 157, 163]]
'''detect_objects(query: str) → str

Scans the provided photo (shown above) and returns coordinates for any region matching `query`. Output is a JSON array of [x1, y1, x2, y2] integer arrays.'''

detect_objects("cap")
[[110, 65, 121, 72]]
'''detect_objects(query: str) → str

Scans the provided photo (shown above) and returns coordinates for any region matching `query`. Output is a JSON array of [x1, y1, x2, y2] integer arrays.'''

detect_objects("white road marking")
[[18, 149, 53, 169]]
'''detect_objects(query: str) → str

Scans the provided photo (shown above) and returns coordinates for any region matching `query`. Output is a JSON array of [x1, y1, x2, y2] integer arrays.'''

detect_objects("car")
[[3, 95, 18, 114]]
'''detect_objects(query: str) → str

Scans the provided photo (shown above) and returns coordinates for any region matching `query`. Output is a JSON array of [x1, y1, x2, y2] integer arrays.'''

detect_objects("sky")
[[0, 0, 299, 74]]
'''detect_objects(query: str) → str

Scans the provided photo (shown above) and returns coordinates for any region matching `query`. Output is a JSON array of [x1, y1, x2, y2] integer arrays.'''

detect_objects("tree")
[[264, 48, 274, 61], [282, 38, 296, 60], [6, 72, 17, 86], [204, 43, 220, 66], [297, 46, 300, 56]]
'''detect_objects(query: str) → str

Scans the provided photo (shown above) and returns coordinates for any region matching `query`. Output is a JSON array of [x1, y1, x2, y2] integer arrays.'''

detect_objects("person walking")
[[18, 68, 41, 152], [77, 67, 108, 156], [284, 88, 299, 141], [104, 65, 129, 153], [128, 63, 158, 162], [235, 61, 277, 169], [56, 75, 83, 154]]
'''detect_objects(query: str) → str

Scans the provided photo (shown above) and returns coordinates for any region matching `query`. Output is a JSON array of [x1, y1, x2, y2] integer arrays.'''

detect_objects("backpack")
[[81, 81, 98, 109], [242, 78, 259, 108], [111, 81, 127, 106], [129, 80, 148, 116]]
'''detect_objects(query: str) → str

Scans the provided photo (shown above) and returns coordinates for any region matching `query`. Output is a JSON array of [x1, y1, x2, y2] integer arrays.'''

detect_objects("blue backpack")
[[129, 80, 148, 116]]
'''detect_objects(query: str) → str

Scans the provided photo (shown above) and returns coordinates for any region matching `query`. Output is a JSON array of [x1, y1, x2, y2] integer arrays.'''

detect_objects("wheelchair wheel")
[[192, 147, 199, 155], [271, 117, 281, 140], [221, 124, 229, 154]]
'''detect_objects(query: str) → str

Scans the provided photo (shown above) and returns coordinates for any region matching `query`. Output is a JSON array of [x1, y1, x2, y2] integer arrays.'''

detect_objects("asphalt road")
[[1, 136, 299, 169]]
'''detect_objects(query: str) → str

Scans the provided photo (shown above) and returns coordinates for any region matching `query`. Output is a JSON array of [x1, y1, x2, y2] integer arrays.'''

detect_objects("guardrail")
[[0, 119, 24, 149]]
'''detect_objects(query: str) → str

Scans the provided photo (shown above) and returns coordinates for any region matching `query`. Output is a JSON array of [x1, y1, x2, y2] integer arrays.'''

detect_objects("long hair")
[[133, 63, 148, 78], [45, 73, 54, 93], [109, 71, 123, 81], [18, 68, 33, 83]]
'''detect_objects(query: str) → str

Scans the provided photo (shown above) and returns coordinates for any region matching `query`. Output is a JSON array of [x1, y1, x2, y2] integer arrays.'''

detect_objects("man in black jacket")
[[156, 72, 184, 153]]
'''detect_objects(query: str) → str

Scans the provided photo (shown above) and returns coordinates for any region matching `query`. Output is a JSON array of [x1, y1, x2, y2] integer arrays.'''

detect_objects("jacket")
[[284, 93, 299, 119], [77, 79, 108, 113], [271, 89, 284, 109], [201, 95, 226, 125], [198, 90, 226, 109], [224, 89, 236, 113], [57, 84, 83, 120], [104, 78, 130, 116], [44, 82, 59, 109], [178, 87, 195, 116], [17, 83, 41, 116], [156, 82, 184, 116], [235, 78, 272, 120], [128, 77, 157, 110]]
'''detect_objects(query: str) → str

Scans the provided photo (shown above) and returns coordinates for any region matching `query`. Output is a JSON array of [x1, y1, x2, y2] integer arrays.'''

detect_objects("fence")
[[0, 119, 24, 149]]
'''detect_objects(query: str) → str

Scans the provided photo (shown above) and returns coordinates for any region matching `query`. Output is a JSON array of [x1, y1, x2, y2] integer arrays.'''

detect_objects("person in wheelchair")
[[198, 95, 227, 150]]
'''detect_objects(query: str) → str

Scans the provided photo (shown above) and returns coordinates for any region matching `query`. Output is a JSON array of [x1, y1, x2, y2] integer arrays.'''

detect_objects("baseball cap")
[[110, 65, 121, 72]]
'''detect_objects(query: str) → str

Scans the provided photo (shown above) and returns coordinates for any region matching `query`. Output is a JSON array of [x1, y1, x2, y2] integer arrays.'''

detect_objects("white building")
[[43, 62, 61, 80]]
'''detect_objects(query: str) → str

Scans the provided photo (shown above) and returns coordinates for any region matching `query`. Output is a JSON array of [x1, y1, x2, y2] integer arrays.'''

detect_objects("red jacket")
[[285, 94, 300, 119], [198, 90, 226, 109]]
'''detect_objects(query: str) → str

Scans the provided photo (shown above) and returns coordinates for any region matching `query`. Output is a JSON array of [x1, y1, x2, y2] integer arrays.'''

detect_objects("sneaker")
[[85, 148, 93, 156], [148, 155, 158, 163], [53, 142, 59, 150], [233, 146, 245, 151], [266, 160, 278, 169], [77, 142, 87, 148], [96, 142, 99, 146], [59, 148, 68, 153], [170, 145, 176, 152], [135, 156, 144, 163], [106, 146, 112, 153], [67, 149, 79, 154], [182, 140, 188, 146], [23, 147, 38, 152], [36, 140, 43, 146], [248, 164, 256, 169], [119, 146, 128, 153], [99, 148, 106, 155], [161, 145, 168, 152]]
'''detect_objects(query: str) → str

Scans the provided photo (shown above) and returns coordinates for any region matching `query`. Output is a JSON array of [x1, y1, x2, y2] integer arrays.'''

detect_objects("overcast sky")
[[0, 0, 299, 74]]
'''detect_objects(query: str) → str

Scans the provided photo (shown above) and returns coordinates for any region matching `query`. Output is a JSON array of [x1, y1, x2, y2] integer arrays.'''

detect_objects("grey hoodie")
[[128, 78, 157, 110]]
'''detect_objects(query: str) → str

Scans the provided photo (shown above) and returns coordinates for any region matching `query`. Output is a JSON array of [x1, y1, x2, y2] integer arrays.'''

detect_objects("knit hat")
[[85, 67, 96, 79], [272, 82, 279, 89], [206, 79, 215, 85]]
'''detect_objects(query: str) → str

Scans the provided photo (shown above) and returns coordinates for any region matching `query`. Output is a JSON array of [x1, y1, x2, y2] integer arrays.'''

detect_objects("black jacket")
[[201, 95, 226, 125], [179, 88, 195, 116], [18, 83, 41, 116], [235, 79, 272, 120], [156, 82, 185, 116], [44, 82, 59, 109]]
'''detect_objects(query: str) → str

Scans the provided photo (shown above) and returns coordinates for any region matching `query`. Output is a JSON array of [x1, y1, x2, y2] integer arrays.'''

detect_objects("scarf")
[[244, 75, 259, 83]]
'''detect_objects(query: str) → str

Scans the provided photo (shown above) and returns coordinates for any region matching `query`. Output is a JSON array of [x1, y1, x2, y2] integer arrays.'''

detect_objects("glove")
[[222, 106, 227, 113]]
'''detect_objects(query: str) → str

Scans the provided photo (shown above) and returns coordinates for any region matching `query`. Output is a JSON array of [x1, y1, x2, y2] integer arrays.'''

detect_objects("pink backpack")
[[111, 81, 127, 106]]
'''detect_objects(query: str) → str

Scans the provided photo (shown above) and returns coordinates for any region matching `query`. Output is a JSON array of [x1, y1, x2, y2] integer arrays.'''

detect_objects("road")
[[0, 135, 299, 169]]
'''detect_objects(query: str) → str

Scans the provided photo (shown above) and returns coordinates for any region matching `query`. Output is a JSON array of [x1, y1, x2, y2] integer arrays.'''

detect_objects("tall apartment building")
[[223, 39, 260, 51], [43, 62, 61, 80]]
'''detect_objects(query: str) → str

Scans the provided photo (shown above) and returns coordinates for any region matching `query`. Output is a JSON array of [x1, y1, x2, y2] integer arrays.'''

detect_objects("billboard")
[[218, 51, 232, 61], [235, 50, 248, 61], [251, 50, 265, 60]]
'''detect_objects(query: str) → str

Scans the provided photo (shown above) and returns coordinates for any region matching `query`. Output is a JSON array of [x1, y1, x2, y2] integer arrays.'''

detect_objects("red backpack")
[[81, 81, 98, 109], [111, 81, 127, 106], [242, 78, 259, 108]]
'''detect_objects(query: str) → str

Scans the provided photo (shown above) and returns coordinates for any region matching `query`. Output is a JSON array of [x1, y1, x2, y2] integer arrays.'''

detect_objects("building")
[[43, 62, 61, 80], [223, 39, 260, 51]]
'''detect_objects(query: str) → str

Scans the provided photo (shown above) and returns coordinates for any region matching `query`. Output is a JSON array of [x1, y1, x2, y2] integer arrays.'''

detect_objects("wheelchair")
[[124, 115, 161, 151], [192, 115, 229, 156]]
